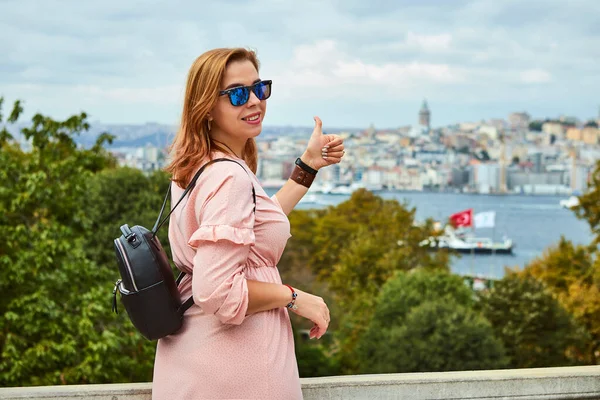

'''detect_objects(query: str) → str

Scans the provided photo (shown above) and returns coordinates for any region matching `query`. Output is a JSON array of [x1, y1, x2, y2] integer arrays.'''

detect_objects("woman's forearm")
[[246, 279, 293, 315], [272, 179, 309, 216], [246, 279, 330, 339]]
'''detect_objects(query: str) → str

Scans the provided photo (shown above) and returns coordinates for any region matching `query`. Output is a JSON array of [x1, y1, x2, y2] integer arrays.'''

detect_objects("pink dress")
[[152, 152, 303, 399]]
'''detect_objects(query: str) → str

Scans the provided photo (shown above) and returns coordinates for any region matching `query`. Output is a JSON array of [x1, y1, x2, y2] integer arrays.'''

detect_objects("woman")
[[152, 48, 345, 399]]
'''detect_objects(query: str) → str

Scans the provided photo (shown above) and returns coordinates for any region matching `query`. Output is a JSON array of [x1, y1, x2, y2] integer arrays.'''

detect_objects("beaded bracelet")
[[284, 284, 298, 310]]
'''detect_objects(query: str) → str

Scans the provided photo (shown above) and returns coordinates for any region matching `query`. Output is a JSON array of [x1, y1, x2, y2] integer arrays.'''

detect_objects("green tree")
[[528, 120, 544, 132], [307, 190, 451, 372], [584, 120, 599, 128], [293, 327, 340, 378], [310, 190, 450, 287], [86, 167, 172, 269], [356, 270, 507, 373], [279, 208, 323, 290], [0, 99, 159, 386], [521, 237, 594, 293], [575, 160, 600, 247], [569, 159, 600, 363], [518, 238, 599, 364], [478, 272, 586, 368]]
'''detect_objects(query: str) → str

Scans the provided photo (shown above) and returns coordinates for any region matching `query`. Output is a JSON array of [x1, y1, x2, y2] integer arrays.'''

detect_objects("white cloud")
[[292, 40, 339, 68], [520, 69, 553, 84], [73, 85, 183, 104], [270, 40, 463, 102], [405, 31, 453, 50], [333, 60, 460, 84], [0, 0, 598, 126]]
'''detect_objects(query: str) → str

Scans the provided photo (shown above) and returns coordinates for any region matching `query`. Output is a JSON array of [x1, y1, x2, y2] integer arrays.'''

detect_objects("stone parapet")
[[1, 366, 599, 399]]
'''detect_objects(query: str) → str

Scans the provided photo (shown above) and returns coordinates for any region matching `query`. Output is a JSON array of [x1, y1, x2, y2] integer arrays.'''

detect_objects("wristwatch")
[[295, 158, 318, 175]]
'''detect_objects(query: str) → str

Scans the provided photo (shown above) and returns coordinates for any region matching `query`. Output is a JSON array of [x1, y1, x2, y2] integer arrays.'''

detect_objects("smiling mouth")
[[242, 113, 260, 121]]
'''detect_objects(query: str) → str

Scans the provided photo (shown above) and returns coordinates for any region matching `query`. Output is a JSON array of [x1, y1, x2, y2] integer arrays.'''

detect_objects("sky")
[[1, 0, 599, 129]]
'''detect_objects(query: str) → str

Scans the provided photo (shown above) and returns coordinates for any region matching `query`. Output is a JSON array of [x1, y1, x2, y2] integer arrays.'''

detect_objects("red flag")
[[449, 208, 473, 228]]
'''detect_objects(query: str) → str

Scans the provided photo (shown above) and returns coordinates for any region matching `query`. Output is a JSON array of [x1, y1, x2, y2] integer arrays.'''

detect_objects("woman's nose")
[[246, 90, 261, 106]]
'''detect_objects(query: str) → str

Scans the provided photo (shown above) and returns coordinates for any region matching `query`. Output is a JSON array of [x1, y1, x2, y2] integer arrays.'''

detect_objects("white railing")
[[0, 366, 599, 399]]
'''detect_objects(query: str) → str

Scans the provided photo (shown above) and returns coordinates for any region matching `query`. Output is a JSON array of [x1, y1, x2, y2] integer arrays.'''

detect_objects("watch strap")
[[290, 164, 316, 188], [295, 157, 318, 175]]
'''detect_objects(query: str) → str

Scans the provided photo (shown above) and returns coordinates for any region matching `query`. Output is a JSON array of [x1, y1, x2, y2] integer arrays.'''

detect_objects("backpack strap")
[[152, 158, 257, 317], [178, 296, 196, 317]]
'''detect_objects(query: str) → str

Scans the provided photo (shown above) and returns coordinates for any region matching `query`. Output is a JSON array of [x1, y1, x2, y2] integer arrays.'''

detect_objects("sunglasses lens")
[[229, 87, 249, 106], [254, 81, 271, 100]]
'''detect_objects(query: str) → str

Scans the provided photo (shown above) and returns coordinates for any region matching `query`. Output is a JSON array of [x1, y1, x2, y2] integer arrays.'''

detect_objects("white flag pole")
[[470, 214, 475, 278], [470, 246, 475, 278], [490, 223, 496, 281]]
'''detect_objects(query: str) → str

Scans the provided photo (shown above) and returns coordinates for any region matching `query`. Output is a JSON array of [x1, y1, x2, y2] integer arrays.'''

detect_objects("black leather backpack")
[[112, 158, 255, 340]]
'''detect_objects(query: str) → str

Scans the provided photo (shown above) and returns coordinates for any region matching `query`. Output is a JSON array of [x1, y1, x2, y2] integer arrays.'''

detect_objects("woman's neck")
[[210, 132, 245, 159]]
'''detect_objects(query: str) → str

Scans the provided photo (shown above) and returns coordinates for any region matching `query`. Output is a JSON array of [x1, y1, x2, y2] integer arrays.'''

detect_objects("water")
[[266, 190, 593, 279]]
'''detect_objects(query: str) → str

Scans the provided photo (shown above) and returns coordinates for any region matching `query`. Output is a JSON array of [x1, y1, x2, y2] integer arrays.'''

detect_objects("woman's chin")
[[245, 122, 263, 137]]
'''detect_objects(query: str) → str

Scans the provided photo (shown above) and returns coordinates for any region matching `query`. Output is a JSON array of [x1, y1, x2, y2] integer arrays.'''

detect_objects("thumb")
[[312, 116, 323, 136]]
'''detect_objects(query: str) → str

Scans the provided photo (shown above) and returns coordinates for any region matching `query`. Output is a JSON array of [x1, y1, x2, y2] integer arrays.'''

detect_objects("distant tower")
[[570, 147, 578, 192], [419, 99, 431, 129], [499, 132, 508, 194], [366, 123, 376, 138]]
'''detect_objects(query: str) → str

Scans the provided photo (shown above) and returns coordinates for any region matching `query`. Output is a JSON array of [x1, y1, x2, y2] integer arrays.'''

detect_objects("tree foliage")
[[479, 272, 586, 368], [357, 270, 507, 373], [528, 120, 543, 132], [279, 208, 324, 295], [584, 120, 599, 128], [294, 327, 340, 378], [517, 238, 600, 364], [307, 190, 451, 299], [0, 99, 163, 386], [86, 167, 172, 269], [293, 190, 452, 372], [575, 160, 600, 247]]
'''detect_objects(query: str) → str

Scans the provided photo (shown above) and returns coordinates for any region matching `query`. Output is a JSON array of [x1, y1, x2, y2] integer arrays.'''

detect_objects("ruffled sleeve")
[[187, 161, 255, 325]]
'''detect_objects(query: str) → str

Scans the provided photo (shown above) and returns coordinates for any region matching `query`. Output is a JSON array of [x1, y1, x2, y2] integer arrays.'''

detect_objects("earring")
[[207, 119, 212, 131]]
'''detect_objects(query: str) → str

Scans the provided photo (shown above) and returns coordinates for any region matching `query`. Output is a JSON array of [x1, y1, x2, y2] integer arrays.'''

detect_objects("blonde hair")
[[166, 48, 260, 188]]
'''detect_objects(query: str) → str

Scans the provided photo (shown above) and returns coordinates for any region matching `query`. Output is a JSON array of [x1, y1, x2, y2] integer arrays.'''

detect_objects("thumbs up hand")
[[300, 116, 345, 171]]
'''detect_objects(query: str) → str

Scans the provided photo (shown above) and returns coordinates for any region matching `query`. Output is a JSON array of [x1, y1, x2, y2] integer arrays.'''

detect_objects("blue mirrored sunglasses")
[[219, 80, 272, 106]]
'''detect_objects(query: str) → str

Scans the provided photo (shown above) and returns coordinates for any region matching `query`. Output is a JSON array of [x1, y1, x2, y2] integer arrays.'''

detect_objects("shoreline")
[[262, 187, 578, 198]]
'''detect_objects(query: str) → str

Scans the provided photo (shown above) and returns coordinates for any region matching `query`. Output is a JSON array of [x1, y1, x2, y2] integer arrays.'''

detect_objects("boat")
[[298, 194, 319, 204], [419, 226, 513, 254], [310, 182, 336, 194], [329, 185, 353, 195], [311, 182, 384, 195], [348, 182, 384, 193], [559, 196, 580, 209]]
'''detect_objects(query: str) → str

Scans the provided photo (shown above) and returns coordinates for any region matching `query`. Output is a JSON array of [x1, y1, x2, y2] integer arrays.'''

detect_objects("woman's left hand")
[[301, 116, 345, 171]]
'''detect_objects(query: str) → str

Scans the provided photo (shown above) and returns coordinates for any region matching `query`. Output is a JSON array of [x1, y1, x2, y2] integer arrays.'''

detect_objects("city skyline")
[[1, 0, 599, 127]]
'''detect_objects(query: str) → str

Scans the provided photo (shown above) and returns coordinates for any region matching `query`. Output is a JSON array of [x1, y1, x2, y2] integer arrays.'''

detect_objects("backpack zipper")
[[114, 238, 139, 291]]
